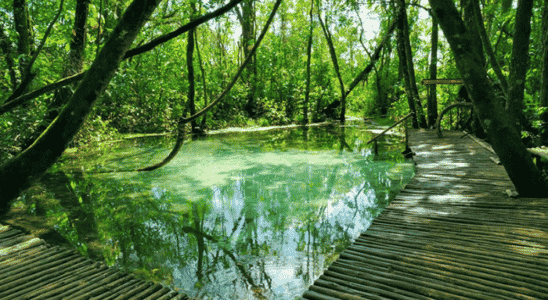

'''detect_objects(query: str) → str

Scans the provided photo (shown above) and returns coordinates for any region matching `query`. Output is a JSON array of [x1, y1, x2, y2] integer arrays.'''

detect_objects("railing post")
[[374, 140, 378, 155], [405, 116, 409, 149]]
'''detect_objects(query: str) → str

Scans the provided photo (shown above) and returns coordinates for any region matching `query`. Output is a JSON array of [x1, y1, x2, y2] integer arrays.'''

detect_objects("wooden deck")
[[0, 225, 187, 300], [303, 129, 548, 300]]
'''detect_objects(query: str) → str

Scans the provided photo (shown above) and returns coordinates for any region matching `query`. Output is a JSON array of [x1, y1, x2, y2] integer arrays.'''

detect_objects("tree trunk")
[[195, 30, 208, 131], [187, 2, 199, 133], [428, 17, 438, 128], [22, 0, 90, 151], [400, 0, 427, 128], [13, 0, 33, 77], [240, 0, 257, 118], [396, 0, 419, 128], [507, 0, 534, 133], [429, 0, 548, 197], [540, 0, 548, 144], [303, 0, 313, 125], [0, 24, 18, 92], [318, 14, 346, 123], [0, 0, 162, 214], [463, 0, 485, 67], [473, 0, 508, 95]]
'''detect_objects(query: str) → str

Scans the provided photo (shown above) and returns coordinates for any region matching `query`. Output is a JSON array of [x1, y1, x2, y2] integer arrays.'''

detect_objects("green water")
[[45, 121, 414, 299]]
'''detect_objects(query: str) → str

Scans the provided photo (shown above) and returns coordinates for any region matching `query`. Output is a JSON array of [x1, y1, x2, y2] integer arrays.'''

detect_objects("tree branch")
[[137, 0, 283, 172], [0, 0, 244, 115], [5, 0, 65, 104]]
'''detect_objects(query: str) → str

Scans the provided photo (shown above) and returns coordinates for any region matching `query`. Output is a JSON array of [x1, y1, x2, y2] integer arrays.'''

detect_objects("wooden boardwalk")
[[303, 129, 548, 300], [0, 225, 187, 300]]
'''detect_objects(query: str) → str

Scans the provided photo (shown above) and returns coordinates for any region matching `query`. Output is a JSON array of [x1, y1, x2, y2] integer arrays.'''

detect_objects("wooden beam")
[[421, 78, 464, 85]]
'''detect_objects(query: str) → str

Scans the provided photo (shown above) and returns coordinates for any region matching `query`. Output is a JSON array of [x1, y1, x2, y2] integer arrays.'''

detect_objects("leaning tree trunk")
[[0, 0, 162, 214], [429, 0, 548, 197]]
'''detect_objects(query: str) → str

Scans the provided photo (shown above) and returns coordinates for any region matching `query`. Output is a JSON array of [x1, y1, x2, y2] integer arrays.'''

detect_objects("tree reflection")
[[38, 121, 414, 299]]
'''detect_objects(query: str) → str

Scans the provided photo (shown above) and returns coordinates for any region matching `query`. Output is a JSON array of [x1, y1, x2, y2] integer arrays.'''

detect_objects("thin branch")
[[5, 0, 65, 103], [123, 0, 244, 59], [346, 16, 398, 96], [137, 0, 283, 172], [1, 0, 244, 114]]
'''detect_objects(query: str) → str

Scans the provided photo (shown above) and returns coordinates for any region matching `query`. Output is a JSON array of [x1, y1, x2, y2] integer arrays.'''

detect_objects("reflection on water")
[[42, 121, 414, 299]]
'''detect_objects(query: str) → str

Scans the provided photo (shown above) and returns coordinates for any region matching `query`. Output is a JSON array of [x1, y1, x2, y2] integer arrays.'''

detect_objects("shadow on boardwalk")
[[303, 129, 548, 300]]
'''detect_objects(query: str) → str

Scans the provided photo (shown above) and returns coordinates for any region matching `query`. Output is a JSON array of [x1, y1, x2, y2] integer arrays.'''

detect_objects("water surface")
[[45, 121, 414, 299]]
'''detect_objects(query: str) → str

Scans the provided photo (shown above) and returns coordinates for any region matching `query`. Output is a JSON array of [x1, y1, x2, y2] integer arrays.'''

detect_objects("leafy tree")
[[429, 0, 548, 196]]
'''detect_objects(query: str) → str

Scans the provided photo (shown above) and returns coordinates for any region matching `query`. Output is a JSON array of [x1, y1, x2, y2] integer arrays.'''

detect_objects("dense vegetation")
[[1, 0, 548, 207]]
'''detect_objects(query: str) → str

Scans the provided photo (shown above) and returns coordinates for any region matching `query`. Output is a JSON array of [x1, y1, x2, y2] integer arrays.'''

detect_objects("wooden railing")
[[366, 112, 415, 155]]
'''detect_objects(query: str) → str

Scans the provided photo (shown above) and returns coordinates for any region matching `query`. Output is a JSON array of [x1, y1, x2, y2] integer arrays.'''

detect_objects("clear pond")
[[36, 120, 415, 299]]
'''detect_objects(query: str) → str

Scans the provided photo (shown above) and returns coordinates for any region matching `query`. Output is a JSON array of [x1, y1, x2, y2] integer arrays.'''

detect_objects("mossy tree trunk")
[[13, 0, 33, 77], [541, 0, 548, 144], [507, 0, 534, 133], [429, 0, 548, 197], [0, 0, 162, 214], [0, 24, 18, 92]]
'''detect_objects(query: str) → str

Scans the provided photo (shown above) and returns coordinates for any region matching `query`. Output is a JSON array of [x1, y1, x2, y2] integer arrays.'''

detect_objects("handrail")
[[367, 112, 415, 144]]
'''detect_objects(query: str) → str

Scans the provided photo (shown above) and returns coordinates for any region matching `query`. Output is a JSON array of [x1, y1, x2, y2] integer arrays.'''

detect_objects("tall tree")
[[22, 0, 90, 151], [540, 0, 548, 144], [237, 0, 258, 118], [473, 0, 508, 96], [507, 0, 534, 133], [396, 0, 420, 128], [317, 11, 346, 123], [13, 0, 33, 76], [0, 0, 163, 214], [427, 16, 438, 127], [402, 3, 427, 128], [187, 1, 199, 134], [429, 0, 548, 197], [462, 0, 485, 67], [0, 24, 18, 92], [303, 0, 314, 125]]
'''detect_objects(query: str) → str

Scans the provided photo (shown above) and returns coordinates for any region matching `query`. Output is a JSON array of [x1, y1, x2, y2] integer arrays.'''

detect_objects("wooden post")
[[374, 140, 378, 155], [405, 116, 409, 149]]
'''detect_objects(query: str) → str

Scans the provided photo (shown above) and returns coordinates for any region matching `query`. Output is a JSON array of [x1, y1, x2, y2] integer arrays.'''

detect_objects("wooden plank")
[[421, 78, 464, 85], [0, 226, 185, 299], [303, 129, 548, 300]]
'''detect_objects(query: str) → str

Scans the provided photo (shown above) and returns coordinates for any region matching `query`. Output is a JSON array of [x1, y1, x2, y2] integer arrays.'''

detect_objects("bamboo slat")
[[303, 129, 548, 300], [0, 225, 187, 299]]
